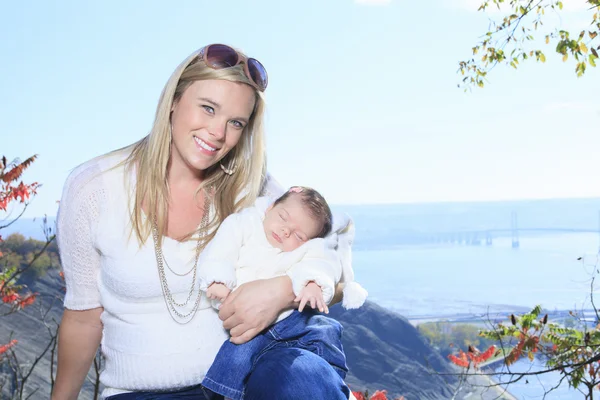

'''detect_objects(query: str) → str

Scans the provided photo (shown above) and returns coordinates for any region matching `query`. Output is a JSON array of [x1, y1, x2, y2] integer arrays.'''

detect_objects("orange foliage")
[[0, 154, 39, 211], [0, 155, 37, 183], [1, 289, 38, 310], [0, 154, 41, 315], [0, 339, 18, 356], [504, 333, 541, 366], [448, 345, 497, 369], [371, 391, 389, 400]]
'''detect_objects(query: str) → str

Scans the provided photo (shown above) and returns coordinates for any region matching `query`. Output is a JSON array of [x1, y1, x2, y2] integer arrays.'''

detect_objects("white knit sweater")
[[56, 151, 284, 398]]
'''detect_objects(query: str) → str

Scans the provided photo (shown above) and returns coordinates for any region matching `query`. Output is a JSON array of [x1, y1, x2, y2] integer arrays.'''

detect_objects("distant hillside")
[[0, 270, 100, 400], [329, 301, 456, 399], [1, 216, 56, 241]]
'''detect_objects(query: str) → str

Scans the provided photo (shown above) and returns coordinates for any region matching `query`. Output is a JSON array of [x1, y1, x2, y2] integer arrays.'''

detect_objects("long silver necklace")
[[163, 256, 195, 277], [151, 192, 210, 323]]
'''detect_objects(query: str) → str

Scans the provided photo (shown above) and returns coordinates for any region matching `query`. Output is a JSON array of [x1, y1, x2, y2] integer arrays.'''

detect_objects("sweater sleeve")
[[57, 160, 106, 310], [198, 211, 247, 291], [286, 237, 342, 305]]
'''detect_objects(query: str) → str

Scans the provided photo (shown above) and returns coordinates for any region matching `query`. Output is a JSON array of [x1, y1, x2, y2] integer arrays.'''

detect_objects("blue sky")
[[1, 0, 598, 218]]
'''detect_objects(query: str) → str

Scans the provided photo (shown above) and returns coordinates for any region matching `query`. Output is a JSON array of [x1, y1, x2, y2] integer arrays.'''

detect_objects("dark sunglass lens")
[[247, 58, 268, 90], [205, 44, 239, 68]]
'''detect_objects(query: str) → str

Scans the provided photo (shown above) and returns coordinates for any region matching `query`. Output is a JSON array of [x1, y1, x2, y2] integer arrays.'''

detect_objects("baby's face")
[[263, 195, 321, 252]]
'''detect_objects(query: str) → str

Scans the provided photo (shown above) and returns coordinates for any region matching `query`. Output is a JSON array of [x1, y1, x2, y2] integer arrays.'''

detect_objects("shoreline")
[[404, 311, 526, 400], [447, 364, 517, 400], [405, 307, 597, 327], [471, 372, 518, 400]]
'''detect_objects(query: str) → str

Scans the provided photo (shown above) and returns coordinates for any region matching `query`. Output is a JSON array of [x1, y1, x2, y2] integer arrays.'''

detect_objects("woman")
[[52, 44, 351, 400]]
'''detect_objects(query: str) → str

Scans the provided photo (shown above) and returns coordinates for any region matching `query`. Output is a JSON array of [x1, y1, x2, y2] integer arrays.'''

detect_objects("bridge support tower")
[[511, 211, 520, 249]]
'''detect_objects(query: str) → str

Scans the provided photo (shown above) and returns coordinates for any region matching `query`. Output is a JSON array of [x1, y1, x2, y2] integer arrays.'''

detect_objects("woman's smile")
[[193, 136, 220, 154]]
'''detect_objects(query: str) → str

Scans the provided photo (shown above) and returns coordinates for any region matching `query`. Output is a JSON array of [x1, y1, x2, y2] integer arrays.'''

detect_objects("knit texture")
[[57, 151, 284, 398]]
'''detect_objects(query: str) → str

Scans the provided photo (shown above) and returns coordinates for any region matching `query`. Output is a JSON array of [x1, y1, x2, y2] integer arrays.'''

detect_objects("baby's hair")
[[273, 186, 333, 239]]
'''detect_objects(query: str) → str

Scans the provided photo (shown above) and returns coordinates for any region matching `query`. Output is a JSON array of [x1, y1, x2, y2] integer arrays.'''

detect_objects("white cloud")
[[354, 0, 392, 5]]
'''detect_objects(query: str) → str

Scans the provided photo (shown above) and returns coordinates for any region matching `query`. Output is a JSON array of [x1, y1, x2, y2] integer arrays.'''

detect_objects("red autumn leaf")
[[505, 344, 524, 366], [352, 392, 366, 400], [0, 339, 18, 355], [476, 345, 495, 362], [370, 391, 388, 400], [0, 181, 39, 210], [0, 155, 37, 183], [0, 197, 9, 211], [448, 353, 469, 368], [17, 293, 37, 308], [13, 182, 32, 202], [2, 292, 19, 304]]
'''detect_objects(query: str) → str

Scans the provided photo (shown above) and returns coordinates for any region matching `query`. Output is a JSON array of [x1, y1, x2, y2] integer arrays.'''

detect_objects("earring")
[[220, 161, 236, 175]]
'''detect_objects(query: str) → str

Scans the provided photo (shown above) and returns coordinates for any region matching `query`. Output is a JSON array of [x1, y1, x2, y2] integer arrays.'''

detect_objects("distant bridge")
[[421, 211, 600, 249], [428, 228, 598, 248], [484, 228, 598, 233]]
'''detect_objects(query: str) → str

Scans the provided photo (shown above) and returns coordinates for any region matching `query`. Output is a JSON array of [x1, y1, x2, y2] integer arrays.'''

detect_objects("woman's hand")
[[218, 276, 295, 344], [330, 282, 345, 307]]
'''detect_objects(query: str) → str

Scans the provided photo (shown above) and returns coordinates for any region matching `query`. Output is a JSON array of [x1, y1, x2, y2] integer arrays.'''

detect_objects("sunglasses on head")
[[197, 44, 268, 92]]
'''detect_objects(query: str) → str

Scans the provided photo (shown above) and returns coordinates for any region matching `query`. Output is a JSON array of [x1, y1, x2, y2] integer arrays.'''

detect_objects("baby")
[[199, 186, 367, 400], [204, 186, 335, 312]]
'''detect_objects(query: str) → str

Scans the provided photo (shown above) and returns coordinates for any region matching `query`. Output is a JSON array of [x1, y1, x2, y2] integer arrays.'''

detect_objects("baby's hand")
[[206, 283, 231, 302], [295, 282, 329, 314]]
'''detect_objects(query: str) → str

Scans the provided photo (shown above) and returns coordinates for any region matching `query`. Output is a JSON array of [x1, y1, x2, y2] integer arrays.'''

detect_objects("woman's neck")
[[166, 154, 205, 190]]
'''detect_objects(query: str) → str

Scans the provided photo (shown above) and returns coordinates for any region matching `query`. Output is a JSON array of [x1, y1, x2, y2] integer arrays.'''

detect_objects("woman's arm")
[[52, 308, 103, 400], [218, 277, 345, 344], [219, 276, 294, 344], [330, 282, 344, 307]]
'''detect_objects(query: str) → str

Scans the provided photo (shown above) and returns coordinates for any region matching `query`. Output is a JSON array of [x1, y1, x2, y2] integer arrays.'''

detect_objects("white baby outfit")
[[199, 196, 368, 319]]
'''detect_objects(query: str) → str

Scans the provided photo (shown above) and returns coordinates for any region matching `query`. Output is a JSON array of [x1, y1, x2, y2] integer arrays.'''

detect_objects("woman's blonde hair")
[[118, 47, 267, 247]]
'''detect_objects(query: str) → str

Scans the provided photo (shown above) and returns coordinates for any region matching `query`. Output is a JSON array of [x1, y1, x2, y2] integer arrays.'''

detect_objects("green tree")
[[479, 306, 600, 398], [419, 321, 497, 357], [0, 233, 59, 280], [3, 234, 25, 253], [459, 0, 600, 88]]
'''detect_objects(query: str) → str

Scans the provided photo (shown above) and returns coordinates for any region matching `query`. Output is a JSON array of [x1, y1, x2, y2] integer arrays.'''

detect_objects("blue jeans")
[[203, 310, 349, 400]]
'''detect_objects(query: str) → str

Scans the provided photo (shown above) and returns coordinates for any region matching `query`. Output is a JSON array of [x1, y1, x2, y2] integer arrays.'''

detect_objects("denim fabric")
[[104, 384, 223, 399], [202, 310, 349, 400]]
